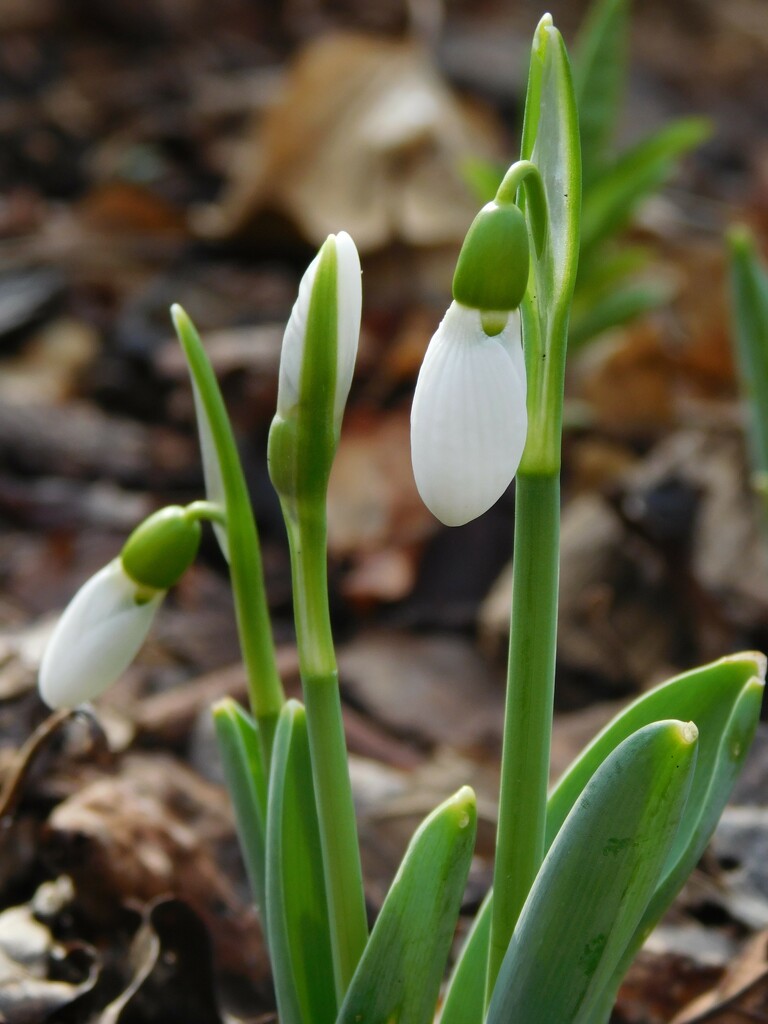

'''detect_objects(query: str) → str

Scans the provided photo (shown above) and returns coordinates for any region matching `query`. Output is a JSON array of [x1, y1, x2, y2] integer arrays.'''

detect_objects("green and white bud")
[[269, 231, 362, 510], [39, 560, 164, 709]]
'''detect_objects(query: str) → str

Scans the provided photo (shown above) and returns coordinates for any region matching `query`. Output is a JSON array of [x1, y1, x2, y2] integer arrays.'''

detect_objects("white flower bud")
[[276, 231, 362, 436], [410, 302, 527, 526], [39, 559, 164, 709]]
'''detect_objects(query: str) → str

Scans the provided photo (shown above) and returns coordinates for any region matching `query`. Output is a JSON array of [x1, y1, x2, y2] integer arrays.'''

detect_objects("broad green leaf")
[[212, 700, 267, 926], [267, 701, 336, 1024], [486, 720, 698, 1024], [728, 226, 768, 483], [573, 0, 629, 186], [519, 14, 582, 474], [438, 890, 491, 1024], [595, 674, 764, 1015], [442, 653, 763, 1024], [336, 787, 476, 1024], [546, 652, 764, 845], [581, 117, 710, 253]]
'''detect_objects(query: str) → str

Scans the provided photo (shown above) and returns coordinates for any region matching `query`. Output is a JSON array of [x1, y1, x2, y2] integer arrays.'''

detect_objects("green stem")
[[184, 500, 228, 528], [285, 505, 368, 1002], [486, 470, 560, 999]]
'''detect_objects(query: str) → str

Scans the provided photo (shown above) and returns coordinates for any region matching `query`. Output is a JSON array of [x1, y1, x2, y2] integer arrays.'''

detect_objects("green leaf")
[[212, 699, 268, 925], [581, 117, 710, 253], [518, 14, 582, 475], [546, 652, 763, 845], [597, 674, 764, 1015], [267, 701, 336, 1024], [442, 653, 764, 1024], [438, 890, 491, 1024], [336, 787, 477, 1024], [728, 225, 768, 483], [486, 720, 699, 1024], [172, 305, 283, 759], [573, 0, 629, 186], [461, 157, 505, 206], [569, 278, 672, 348]]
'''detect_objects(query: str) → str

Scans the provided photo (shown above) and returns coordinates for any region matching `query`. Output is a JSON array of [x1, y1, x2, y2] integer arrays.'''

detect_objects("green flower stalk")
[[268, 231, 368, 1001], [487, 17, 581, 998]]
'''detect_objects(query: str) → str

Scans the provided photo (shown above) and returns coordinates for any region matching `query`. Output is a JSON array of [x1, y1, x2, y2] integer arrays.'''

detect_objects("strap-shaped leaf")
[[267, 701, 336, 1024], [441, 652, 763, 1024], [486, 720, 698, 1024], [336, 787, 476, 1024], [547, 652, 763, 845], [438, 890, 490, 1024], [581, 117, 710, 253], [570, 278, 672, 348], [212, 700, 267, 927], [172, 306, 284, 759], [728, 226, 768, 485], [572, 0, 629, 186], [592, 675, 765, 1018]]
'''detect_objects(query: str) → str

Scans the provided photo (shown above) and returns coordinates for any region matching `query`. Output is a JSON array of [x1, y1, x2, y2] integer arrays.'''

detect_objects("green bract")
[[452, 200, 530, 312], [121, 506, 202, 590]]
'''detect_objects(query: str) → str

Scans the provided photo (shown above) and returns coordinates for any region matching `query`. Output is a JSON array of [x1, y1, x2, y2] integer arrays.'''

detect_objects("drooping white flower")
[[276, 230, 362, 436], [39, 559, 164, 709], [410, 302, 527, 526]]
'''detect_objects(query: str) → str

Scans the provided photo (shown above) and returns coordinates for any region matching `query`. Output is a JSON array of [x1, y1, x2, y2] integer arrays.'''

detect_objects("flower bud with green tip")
[[268, 231, 362, 514], [39, 505, 203, 710], [411, 192, 532, 526]]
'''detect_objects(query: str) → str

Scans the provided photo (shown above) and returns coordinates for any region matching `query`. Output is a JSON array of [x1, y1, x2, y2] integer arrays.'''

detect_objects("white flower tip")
[[411, 302, 527, 527], [38, 560, 163, 710], [277, 230, 362, 429]]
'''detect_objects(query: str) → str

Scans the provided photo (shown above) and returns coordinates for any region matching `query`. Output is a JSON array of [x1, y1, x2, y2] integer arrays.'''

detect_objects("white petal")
[[276, 232, 362, 431], [411, 302, 527, 526], [39, 560, 164, 709], [277, 247, 319, 420], [496, 308, 525, 398], [191, 380, 229, 561], [333, 231, 362, 428]]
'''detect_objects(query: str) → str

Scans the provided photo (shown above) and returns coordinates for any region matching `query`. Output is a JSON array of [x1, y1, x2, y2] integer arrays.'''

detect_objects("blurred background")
[[1, 0, 768, 1021]]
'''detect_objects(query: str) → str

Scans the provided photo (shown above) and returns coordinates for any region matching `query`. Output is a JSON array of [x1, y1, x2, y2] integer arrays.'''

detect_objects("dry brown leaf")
[[673, 931, 768, 1023], [44, 753, 268, 982], [194, 32, 502, 250]]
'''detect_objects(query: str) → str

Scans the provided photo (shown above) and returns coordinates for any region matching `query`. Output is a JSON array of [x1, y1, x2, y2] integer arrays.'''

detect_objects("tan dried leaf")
[[194, 32, 502, 250]]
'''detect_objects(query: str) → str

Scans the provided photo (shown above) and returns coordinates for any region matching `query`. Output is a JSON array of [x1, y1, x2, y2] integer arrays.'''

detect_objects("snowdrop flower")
[[411, 303, 527, 526], [39, 559, 164, 709], [269, 231, 362, 507], [39, 506, 201, 709]]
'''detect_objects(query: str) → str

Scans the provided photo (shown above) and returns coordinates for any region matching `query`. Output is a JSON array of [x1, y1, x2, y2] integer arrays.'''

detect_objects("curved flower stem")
[[495, 160, 548, 258], [284, 504, 368, 1002], [487, 469, 560, 999]]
